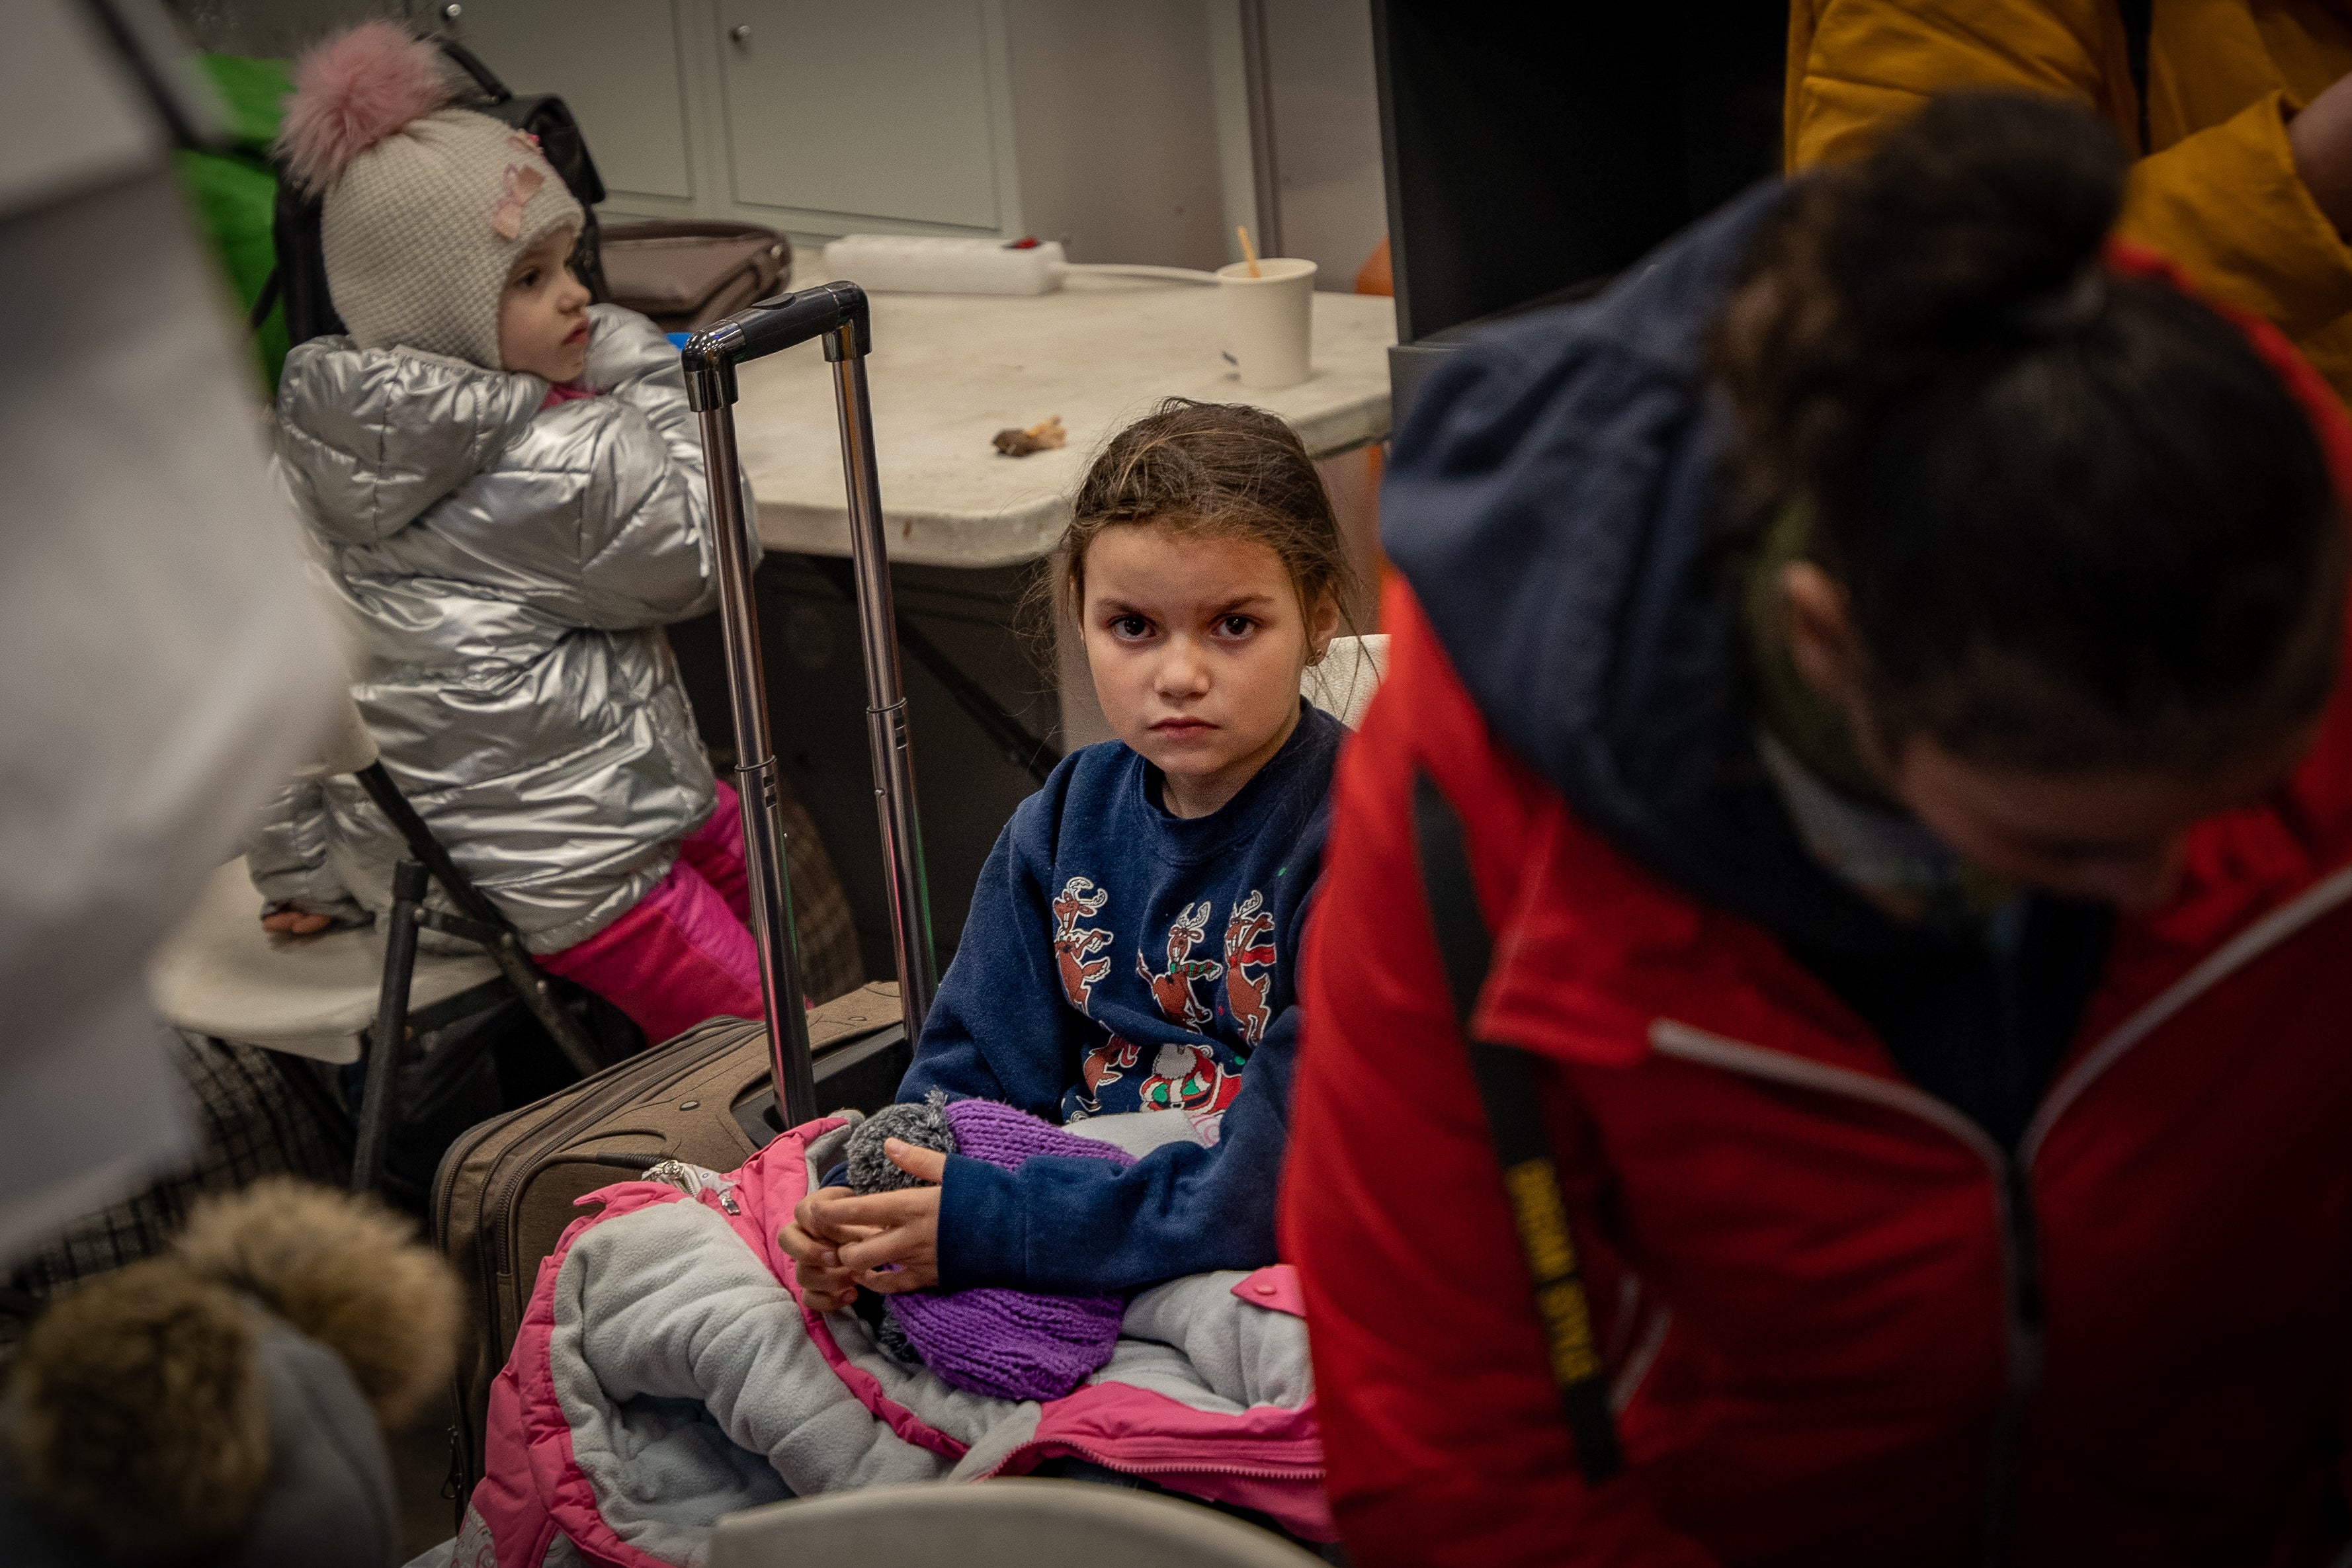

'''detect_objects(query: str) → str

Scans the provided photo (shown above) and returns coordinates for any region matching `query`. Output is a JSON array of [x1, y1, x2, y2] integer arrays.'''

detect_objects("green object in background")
[[196, 52, 293, 147], [175, 146, 286, 388], [173, 54, 292, 391]]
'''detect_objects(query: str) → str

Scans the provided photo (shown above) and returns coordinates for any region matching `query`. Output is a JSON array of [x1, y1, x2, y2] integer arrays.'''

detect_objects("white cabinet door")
[[716, 0, 1008, 232], [445, 0, 700, 208]]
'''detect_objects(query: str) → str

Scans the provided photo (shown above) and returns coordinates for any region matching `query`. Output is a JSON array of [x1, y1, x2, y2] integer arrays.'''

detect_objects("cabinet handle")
[[441, 3, 462, 19], [729, 23, 752, 44]]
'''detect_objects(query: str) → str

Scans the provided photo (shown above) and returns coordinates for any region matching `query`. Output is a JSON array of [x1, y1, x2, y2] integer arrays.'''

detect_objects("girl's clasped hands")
[[783, 1138, 948, 1310]]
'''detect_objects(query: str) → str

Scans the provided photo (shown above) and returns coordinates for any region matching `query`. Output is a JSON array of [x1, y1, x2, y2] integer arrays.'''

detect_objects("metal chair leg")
[[483, 937, 607, 1079], [352, 859, 427, 1194], [354, 761, 610, 1076]]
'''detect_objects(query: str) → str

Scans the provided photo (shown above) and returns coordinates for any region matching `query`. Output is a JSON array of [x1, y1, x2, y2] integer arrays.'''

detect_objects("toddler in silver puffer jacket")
[[248, 21, 763, 1043]]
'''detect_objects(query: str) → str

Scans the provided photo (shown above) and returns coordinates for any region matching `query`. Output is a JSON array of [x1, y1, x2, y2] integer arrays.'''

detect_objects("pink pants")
[[538, 781, 765, 1046]]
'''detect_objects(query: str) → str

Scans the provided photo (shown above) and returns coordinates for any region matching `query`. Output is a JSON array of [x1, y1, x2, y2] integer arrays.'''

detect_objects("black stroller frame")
[[682, 282, 938, 1127]]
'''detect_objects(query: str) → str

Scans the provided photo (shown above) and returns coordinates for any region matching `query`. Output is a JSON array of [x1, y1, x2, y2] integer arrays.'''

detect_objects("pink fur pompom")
[[276, 21, 456, 195]]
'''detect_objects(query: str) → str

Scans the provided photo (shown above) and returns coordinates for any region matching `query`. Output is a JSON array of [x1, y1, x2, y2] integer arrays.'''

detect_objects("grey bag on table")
[[601, 222, 792, 333]]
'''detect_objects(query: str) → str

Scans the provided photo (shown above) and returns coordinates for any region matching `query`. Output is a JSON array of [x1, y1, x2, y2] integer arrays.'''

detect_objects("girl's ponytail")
[[1714, 93, 2343, 775]]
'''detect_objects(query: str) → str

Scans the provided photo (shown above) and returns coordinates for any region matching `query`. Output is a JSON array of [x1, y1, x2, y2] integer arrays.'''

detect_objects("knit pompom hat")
[[277, 21, 583, 370]]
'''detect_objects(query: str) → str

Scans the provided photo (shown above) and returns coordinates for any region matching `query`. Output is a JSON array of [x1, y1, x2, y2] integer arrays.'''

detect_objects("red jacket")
[[1285, 582, 2352, 1566], [1282, 237, 2352, 1564]]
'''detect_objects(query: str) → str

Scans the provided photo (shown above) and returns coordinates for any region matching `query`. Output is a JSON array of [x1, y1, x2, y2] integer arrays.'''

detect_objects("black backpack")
[[253, 38, 610, 343]]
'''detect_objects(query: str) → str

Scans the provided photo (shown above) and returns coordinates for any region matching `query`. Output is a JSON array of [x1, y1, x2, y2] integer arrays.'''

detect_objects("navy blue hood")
[[1382, 181, 1890, 950], [1381, 183, 2117, 1151]]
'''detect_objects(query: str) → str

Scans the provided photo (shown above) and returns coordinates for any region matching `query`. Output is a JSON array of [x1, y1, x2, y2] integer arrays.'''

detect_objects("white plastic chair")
[[147, 696, 607, 1190], [149, 858, 500, 1069], [708, 1479, 1325, 1567]]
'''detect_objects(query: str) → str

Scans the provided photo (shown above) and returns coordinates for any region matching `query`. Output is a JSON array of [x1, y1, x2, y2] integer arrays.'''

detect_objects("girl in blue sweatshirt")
[[783, 399, 1357, 1302]]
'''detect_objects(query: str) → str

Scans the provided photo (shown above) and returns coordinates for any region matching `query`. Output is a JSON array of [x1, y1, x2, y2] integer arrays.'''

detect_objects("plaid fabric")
[[779, 782, 864, 1005], [693, 749, 861, 1005], [1, 1032, 348, 1355]]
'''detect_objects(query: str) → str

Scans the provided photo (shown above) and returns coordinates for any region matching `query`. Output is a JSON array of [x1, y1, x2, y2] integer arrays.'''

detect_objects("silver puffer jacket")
[[249, 306, 753, 952]]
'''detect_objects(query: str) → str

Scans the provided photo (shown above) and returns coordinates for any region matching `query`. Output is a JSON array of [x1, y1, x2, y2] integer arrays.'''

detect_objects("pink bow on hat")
[[492, 161, 546, 241]]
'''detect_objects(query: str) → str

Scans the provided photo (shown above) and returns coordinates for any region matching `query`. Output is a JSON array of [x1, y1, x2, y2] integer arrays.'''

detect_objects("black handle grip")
[[735, 281, 870, 360], [681, 282, 871, 409]]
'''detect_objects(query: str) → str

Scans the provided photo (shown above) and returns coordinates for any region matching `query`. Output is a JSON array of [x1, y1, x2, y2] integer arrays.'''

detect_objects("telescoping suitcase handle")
[[681, 282, 936, 1126]]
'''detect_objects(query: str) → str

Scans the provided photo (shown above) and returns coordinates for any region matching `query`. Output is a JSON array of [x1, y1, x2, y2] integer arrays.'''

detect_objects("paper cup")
[[1218, 258, 1317, 388]]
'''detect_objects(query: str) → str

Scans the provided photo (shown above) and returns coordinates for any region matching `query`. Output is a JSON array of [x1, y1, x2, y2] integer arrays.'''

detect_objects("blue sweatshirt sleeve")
[[935, 1003, 1297, 1292]]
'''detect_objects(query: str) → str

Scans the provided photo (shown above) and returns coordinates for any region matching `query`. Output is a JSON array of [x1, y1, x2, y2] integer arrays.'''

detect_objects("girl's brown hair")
[[1052, 399, 1359, 657]]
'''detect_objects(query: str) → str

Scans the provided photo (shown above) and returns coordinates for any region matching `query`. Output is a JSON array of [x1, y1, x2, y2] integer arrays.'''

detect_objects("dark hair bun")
[[1819, 92, 2128, 347], [1715, 94, 2135, 520], [1713, 91, 2343, 774]]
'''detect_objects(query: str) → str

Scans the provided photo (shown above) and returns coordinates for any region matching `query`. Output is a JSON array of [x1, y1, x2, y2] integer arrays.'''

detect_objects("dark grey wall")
[[1372, 6, 1785, 345]]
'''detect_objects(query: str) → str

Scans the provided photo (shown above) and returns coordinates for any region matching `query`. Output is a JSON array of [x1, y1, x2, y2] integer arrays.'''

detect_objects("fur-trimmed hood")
[[0, 1180, 460, 1566]]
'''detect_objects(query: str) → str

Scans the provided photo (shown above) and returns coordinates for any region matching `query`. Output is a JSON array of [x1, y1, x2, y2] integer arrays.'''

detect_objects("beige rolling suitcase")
[[433, 983, 910, 1497]]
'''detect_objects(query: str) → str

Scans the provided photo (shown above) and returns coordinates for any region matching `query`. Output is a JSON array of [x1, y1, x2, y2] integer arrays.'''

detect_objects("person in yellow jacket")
[[1788, 1, 2352, 401]]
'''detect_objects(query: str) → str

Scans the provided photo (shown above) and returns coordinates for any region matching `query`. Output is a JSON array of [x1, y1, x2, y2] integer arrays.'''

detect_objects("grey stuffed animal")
[[843, 1091, 956, 1192]]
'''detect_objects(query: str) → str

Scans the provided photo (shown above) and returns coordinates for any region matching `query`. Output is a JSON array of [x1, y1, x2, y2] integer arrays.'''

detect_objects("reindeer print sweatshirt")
[[898, 700, 1343, 1294]]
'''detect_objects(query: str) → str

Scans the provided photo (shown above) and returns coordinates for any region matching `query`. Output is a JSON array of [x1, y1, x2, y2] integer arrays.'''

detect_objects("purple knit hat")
[[857, 1098, 1132, 1402]]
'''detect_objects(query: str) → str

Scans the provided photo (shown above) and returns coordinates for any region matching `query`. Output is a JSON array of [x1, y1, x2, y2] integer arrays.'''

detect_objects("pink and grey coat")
[[456, 1112, 1327, 1567]]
